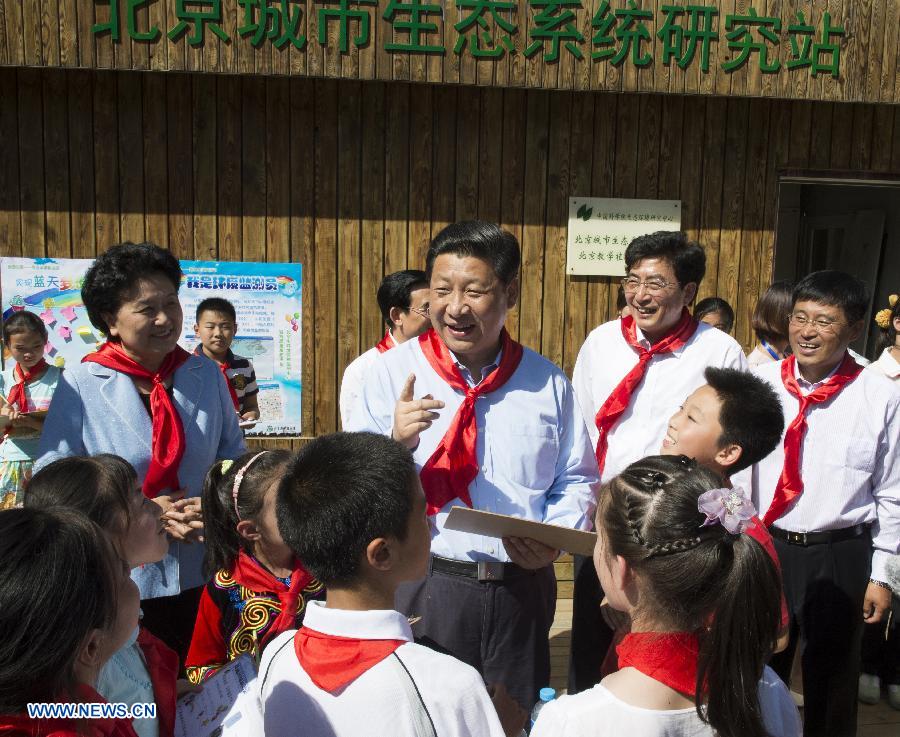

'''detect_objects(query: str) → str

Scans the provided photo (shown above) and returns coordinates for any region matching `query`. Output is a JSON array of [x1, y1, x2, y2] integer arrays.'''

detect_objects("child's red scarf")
[[616, 631, 702, 697]]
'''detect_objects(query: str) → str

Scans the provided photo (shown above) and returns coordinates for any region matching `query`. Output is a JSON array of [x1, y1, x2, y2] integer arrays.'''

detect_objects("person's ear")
[[103, 313, 119, 338], [193, 323, 200, 337], [505, 277, 519, 310], [236, 519, 262, 543], [846, 319, 864, 343], [75, 628, 106, 673], [365, 537, 393, 572], [388, 306, 404, 329], [714, 443, 743, 471], [612, 554, 630, 593], [682, 282, 698, 305]]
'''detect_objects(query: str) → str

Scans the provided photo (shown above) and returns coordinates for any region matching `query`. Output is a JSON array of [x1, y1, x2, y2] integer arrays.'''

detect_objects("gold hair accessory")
[[874, 295, 898, 329]]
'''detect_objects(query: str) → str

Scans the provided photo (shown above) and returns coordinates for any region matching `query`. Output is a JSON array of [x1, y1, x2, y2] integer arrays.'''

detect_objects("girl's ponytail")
[[697, 534, 782, 737]]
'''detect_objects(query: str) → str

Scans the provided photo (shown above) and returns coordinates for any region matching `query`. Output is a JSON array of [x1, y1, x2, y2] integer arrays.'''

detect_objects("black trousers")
[[567, 553, 614, 694], [861, 601, 900, 685], [770, 534, 871, 737], [139, 585, 204, 674], [395, 559, 557, 710]]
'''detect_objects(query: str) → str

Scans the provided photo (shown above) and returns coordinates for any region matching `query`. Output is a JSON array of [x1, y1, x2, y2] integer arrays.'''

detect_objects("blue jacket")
[[36, 354, 247, 599]]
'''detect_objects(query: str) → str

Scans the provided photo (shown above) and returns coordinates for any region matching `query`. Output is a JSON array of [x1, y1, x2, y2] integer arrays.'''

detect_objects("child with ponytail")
[[532, 455, 800, 737], [185, 451, 325, 683]]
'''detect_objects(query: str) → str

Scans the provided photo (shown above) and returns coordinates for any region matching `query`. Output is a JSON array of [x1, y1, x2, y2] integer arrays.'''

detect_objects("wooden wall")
[[1, 66, 899, 437], [0, 1, 897, 104]]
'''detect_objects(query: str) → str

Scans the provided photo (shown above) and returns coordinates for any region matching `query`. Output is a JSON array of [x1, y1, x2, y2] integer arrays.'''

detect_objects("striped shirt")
[[194, 347, 258, 414]]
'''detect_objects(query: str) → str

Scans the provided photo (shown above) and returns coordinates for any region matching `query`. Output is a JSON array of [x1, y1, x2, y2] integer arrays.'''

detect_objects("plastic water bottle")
[[529, 687, 556, 732]]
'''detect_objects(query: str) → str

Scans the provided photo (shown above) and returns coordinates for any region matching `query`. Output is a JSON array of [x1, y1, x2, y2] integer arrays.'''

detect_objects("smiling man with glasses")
[[568, 230, 747, 694], [339, 269, 431, 427], [744, 270, 900, 737]]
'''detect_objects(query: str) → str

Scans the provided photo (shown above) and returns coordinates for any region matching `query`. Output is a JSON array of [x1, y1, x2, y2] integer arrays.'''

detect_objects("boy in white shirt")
[[258, 431, 524, 737]]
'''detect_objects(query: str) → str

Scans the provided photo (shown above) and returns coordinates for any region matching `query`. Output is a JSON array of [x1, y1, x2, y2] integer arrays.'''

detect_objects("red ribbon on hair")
[[232, 550, 315, 646], [375, 330, 394, 354], [3, 359, 48, 438], [616, 631, 702, 697], [594, 308, 698, 475], [417, 328, 523, 516], [83, 342, 190, 498], [762, 353, 862, 527], [294, 627, 403, 692]]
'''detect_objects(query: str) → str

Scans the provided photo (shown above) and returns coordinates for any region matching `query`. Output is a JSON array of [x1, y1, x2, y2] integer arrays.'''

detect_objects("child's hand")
[[0, 405, 21, 422], [240, 410, 260, 421], [152, 489, 186, 516], [163, 498, 204, 543]]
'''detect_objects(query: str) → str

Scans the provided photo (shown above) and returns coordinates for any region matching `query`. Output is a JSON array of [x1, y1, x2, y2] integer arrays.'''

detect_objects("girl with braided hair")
[[532, 455, 800, 737]]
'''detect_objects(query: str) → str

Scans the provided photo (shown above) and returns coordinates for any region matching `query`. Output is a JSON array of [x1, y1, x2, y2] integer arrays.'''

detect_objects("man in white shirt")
[[746, 271, 899, 737], [339, 269, 430, 428], [569, 231, 747, 693], [347, 220, 598, 709], [260, 431, 519, 737]]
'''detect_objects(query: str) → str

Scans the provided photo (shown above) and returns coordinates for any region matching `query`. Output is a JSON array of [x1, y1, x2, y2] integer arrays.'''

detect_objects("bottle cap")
[[539, 687, 556, 702]]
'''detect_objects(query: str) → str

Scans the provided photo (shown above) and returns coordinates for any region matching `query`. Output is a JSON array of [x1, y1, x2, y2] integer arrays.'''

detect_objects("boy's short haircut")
[[704, 367, 785, 474], [276, 432, 417, 586], [792, 270, 869, 325], [196, 297, 237, 324], [624, 231, 706, 286], [376, 270, 428, 327]]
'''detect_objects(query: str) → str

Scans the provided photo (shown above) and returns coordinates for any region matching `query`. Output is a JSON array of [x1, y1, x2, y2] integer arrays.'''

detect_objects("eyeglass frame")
[[787, 312, 847, 334], [620, 276, 681, 296]]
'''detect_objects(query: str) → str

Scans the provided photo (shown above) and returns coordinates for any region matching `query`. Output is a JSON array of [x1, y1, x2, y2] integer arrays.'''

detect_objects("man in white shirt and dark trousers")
[[347, 220, 598, 710], [339, 269, 431, 428], [569, 231, 747, 693], [746, 270, 899, 737]]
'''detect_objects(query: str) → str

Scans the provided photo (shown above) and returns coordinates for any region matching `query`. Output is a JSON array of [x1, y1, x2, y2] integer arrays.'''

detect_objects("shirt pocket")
[[493, 424, 560, 491]]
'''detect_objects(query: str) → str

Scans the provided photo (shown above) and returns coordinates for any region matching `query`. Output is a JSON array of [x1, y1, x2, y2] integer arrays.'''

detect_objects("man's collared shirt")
[[339, 332, 398, 428], [259, 602, 506, 737], [573, 318, 747, 483], [346, 337, 599, 563], [747, 358, 900, 582]]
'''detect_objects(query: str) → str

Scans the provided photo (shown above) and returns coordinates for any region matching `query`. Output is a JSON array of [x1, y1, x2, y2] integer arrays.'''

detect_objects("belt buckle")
[[786, 531, 808, 546], [477, 561, 504, 582]]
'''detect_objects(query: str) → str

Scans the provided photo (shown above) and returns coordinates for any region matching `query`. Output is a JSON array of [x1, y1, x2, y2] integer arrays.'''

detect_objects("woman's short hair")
[[751, 280, 793, 345], [81, 242, 182, 337]]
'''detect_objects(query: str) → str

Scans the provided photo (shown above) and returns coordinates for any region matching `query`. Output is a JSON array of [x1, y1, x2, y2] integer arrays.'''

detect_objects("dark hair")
[[24, 454, 138, 535], [694, 297, 735, 333], [624, 231, 706, 286], [196, 297, 237, 324], [875, 296, 900, 356], [81, 242, 182, 337], [277, 432, 417, 586], [792, 270, 869, 325], [202, 450, 292, 574], [752, 280, 793, 345], [377, 270, 428, 327], [0, 507, 119, 710], [616, 285, 627, 312], [425, 221, 520, 285], [703, 368, 784, 473], [2, 310, 48, 346], [599, 455, 781, 737]]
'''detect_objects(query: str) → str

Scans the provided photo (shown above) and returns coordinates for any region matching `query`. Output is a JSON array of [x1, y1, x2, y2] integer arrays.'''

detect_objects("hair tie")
[[697, 486, 756, 535], [232, 452, 268, 520], [220, 459, 234, 474]]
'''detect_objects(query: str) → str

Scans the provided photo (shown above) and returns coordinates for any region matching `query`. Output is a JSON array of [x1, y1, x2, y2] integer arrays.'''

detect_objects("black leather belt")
[[770, 523, 869, 547], [430, 555, 523, 582]]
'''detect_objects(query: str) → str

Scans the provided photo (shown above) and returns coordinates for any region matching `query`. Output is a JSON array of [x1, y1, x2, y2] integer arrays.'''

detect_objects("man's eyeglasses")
[[409, 305, 430, 318], [787, 313, 845, 334], [621, 276, 679, 296]]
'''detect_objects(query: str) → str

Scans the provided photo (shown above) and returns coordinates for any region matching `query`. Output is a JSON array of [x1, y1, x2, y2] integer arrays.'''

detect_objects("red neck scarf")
[[232, 550, 316, 645], [594, 308, 698, 475], [375, 330, 394, 354], [83, 342, 190, 498], [294, 627, 404, 692], [5, 359, 48, 412], [762, 352, 862, 526], [418, 328, 524, 516], [616, 631, 701, 697]]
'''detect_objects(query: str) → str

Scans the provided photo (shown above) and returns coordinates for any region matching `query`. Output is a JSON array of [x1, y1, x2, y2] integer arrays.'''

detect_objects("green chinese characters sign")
[[92, 1, 847, 78]]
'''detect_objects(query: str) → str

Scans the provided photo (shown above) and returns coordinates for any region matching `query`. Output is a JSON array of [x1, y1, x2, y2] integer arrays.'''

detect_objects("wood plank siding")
[[1, 67, 899, 438]]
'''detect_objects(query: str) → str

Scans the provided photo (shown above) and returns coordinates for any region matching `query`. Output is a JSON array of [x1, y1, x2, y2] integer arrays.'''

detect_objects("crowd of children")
[[0, 227, 897, 737]]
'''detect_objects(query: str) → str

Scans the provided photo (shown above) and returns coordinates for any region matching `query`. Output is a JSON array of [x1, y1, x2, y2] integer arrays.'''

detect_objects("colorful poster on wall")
[[1, 257, 303, 438], [177, 260, 302, 438], [566, 198, 682, 276]]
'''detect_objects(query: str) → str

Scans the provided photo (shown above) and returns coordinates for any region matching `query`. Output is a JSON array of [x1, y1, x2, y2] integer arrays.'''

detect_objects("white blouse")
[[531, 666, 801, 737], [867, 347, 900, 383]]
